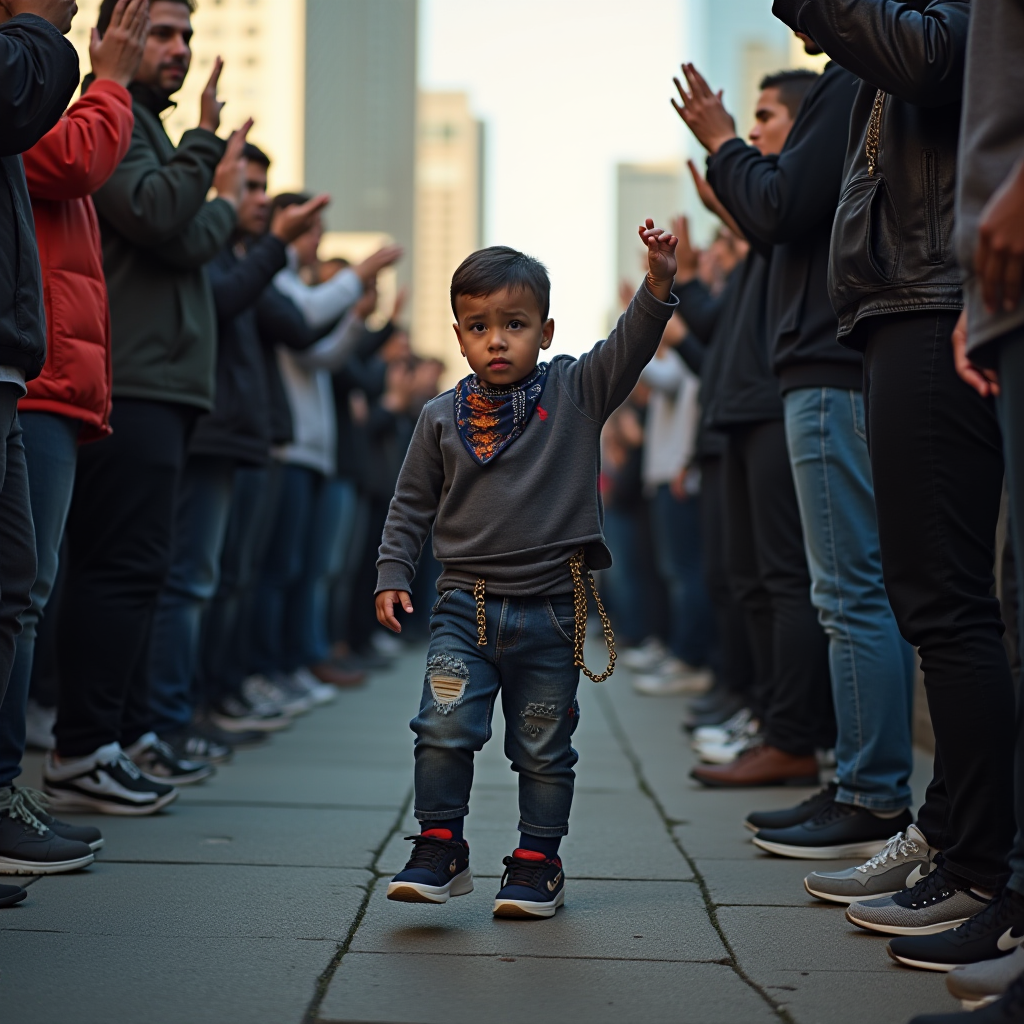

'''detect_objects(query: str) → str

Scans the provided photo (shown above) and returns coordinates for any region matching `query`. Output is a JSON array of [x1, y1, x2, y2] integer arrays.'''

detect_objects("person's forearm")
[[275, 266, 363, 332]]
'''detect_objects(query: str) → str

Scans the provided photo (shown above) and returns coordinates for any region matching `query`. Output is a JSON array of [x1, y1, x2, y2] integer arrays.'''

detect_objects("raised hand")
[[355, 244, 404, 284], [638, 218, 678, 301], [212, 118, 252, 208], [198, 56, 225, 133], [671, 214, 700, 284], [89, 0, 149, 87], [270, 193, 330, 244], [672, 63, 737, 155], [688, 159, 746, 241]]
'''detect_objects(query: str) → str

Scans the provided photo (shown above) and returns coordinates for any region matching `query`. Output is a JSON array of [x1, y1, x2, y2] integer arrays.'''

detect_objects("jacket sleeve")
[[22, 79, 134, 200], [771, 0, 969, 107], [273, 266, 364, 331], [672, 279, 722, 344], [0, 14, 79, 156], [293, 311, 365, 371], [207, 235, 288, 321], [146, 198, 237, 269], [706, 70, 857, 248], [91, 124, 226, 245], [375, 406, 445, 594], [678, 334, 707, 376], [256, 284, 319, 351]]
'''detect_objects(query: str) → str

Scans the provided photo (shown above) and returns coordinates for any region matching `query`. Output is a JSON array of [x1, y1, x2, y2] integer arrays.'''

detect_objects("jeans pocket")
[[430, 589, 457, 615], [545, 598, 576, 645]]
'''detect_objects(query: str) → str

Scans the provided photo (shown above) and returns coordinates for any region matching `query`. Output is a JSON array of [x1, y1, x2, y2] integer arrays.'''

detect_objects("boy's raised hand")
[[638, 218, 678, 301], [376, 590, 413, 633]]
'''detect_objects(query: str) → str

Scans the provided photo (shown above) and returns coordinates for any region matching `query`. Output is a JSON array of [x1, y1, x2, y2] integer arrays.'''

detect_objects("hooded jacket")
[[0, 14, 80, 383], [707, 63, 862, 392], [21, 79, 134, 441], [772, 0, 970, 341], [90, 81, 236, 409]]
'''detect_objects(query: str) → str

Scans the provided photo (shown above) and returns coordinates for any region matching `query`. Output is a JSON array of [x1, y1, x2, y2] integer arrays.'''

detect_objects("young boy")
[[375, 220, 678, 918]]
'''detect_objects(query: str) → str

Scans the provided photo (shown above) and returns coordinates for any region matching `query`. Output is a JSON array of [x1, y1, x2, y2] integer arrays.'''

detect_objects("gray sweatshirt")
[[376, 282, 677, 597], [956, 0, 1024, 358]]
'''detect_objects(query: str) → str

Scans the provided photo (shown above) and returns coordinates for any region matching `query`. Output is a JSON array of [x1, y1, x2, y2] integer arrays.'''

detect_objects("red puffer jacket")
[[20, 79, 134, 442]]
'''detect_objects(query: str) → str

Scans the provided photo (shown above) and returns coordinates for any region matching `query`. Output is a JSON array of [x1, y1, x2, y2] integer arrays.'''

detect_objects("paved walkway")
[[4, 646, 959, 1024]]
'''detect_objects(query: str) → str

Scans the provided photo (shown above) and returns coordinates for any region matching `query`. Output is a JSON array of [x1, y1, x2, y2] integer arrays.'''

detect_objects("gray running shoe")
[[804, 825, 936, 904], [947, 947, 1024, 1009], [846, 866, 990, 936]]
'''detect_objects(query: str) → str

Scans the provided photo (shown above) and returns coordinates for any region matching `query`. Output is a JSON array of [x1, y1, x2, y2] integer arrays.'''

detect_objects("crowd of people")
[[595, 1, 1024, 1020], [0, 0, 446, 906]]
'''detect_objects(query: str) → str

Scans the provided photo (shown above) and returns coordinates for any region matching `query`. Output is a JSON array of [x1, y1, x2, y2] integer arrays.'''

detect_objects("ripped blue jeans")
[[411, 588, 581, 837]]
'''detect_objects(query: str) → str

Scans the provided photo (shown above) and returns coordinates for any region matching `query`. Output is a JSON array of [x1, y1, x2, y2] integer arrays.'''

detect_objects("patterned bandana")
[[454, 364, 548, 466]]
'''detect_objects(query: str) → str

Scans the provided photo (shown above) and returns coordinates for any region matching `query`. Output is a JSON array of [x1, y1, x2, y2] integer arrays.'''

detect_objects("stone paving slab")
[[319, 954, 777, 1024], [695, 855, 860, 906]]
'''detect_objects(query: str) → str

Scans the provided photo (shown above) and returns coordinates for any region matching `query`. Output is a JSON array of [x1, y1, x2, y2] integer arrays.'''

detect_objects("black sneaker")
[[386, 829, 473, 904], [745, 781, 838, 833], [10, 786, 103, 850], [493, 848, 565, 919], [43, 743, 179, 816], [847, 866, 991, 936], [888, 890, 1024, 972], [910, 971, 1024, 1023], [125, 732, 215, 785], [161, 728, 233, 766], [209, 693, 290, 733], [0, 791, 94, 875], [752, 800, 913, 860], [0, 883, 26, 908]]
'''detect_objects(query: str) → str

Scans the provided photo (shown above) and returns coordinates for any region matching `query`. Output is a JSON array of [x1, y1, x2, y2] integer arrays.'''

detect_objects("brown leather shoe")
[[690, 744, 819, 788], [310, 662, 366, 688]]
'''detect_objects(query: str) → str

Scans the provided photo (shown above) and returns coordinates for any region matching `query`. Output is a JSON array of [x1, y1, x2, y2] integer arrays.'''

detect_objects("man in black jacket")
[[675, 53, 918, 865], [773, 0, 1022, 968], [0, 0, 80, 914], [678, 72, 835, 791]]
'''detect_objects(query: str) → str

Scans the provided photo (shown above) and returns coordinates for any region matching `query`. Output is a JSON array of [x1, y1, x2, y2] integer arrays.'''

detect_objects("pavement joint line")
[[333, 950, 735, 965], [94, 859, 379, 870], [304, 785, 415, 1024], [180, 800, 404, 811], [592, 685, 797, 1024]]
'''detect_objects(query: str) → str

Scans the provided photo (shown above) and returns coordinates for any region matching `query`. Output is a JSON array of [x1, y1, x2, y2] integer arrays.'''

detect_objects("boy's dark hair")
[[98, 0, 197, 35], [450, 246, 550, 321], [242, 143, 270, 169], [759, 69, 819, 119]]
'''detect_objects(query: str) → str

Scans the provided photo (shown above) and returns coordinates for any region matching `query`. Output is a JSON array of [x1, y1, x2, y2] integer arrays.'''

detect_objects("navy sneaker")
[[888, 890, 1024, 972], [493, 848, 565, 919], [745, 782, 837, 833], [386, 829, 472, 904]]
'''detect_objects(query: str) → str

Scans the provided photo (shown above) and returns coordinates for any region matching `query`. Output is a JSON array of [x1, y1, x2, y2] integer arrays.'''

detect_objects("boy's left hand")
[[639, 218, 678, 301]]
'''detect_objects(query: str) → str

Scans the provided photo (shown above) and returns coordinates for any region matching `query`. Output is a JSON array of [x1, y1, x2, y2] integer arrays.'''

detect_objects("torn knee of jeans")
[[426, 653, 469, 714], [520, 701, 559, 737]]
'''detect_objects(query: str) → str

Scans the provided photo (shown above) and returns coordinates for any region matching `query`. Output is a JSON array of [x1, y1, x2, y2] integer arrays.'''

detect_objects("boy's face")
[[453, 287, 554, 386]]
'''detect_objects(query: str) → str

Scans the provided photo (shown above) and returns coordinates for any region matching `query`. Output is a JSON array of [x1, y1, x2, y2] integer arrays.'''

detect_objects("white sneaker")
[[692, 707, 754, 746], [289, 667, 336, 707], [632, 657, 712, 696], [696, 732, 761, 765], [619, 637, 670, 672], [242, 674, 311, 717]]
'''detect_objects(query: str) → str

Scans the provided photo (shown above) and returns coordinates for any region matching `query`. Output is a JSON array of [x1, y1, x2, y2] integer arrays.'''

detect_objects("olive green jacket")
[[91, 82, 236, 410]]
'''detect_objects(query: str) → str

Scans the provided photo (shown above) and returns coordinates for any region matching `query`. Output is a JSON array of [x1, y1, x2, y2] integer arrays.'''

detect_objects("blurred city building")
[[412, 91, 484, 385], [616, 162, 685, 296]]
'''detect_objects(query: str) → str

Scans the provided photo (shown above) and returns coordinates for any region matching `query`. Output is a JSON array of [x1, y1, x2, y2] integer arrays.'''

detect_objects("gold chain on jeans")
[[866, 89, 885, 176], [471, 552, 616, 682], [569, 551, 616, 683]]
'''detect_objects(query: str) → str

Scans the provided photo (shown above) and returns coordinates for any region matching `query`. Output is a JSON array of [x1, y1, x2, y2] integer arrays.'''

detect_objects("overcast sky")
[[419, 0, 688, 356]]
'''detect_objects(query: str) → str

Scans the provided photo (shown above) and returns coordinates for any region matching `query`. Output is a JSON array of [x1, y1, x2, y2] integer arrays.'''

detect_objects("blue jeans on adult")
[[413, 588, 581, 837], [0, 412, 76, 786], [146, 455, 236, 736], [248, 464, 318, 675], [650, 484, 715, 667], [602, 505, 658, 648], [283, 476, 358, 670], [784, 387, 915, 811]]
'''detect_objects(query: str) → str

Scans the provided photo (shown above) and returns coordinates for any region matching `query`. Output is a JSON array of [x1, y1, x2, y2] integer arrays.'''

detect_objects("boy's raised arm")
[[567, 220, 679, 421]]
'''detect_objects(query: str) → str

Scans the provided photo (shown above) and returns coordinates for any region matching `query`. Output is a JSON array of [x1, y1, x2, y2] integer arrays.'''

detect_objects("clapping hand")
[[672, 63, 737, 155], [271, 194, 330, 244], [212, 119, 253, 208], [638, 218, 678, 301], [199, 57, 225, 133], [89, 0, 148, 86]]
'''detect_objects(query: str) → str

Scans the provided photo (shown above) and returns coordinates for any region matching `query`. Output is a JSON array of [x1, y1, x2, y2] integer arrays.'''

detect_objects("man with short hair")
[[44, 0, 249, 816]]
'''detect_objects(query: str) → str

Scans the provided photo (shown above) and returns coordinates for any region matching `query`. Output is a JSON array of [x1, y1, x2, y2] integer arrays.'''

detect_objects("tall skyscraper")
[[412, 91, 484, 381]]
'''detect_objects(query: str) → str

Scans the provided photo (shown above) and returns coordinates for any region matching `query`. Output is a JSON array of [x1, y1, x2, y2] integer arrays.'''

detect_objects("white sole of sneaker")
[[803, 878, 900, 904], [845, 907, 971, 936], [43, 786, 179, 817], [959, 995, 999, 1011], [88, 838, 104, 851], [386, 867, 474, 904], [139, 766, 215, 787], [752, 836, 889, 860], [886, 948, 958, 972], [493, 888, 565, 919], [0, 851, 95, 875]]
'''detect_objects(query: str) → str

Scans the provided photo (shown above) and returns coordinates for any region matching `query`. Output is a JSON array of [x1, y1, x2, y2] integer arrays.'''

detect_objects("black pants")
[[864, 310, 1015, 890], [722, 419, 833, 756], [0, 384, 36, 710], [54, 399, 195, 757], [699, 455, 755, 699]]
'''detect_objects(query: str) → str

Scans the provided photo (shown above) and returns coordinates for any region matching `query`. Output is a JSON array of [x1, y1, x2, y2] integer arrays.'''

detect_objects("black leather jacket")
[[772, 0, 970, 340]]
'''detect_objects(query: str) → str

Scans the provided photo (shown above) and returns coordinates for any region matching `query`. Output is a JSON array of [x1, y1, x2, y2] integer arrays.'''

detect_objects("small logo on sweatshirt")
[[537, 406, 548, 422]]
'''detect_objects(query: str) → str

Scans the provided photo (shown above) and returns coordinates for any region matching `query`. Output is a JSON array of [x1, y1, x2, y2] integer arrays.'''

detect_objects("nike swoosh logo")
[[547, 871, 562, 892], [905, 865, 927, 887], [997, 928, 1024, 952]]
